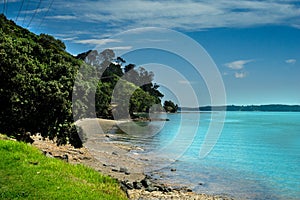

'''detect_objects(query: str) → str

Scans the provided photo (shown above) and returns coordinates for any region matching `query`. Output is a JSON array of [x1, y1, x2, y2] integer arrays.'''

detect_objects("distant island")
[[179, 104, 300, 112]]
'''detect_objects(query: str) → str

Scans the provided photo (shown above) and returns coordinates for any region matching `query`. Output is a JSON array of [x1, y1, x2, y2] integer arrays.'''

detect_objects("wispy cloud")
[[285, 59, 296, 65], [222, 72, 229, 76], [47, 15, 77, 20], [21, 8, 48, 14], [61, 37, 78, 41], [107, 46, 132, 50], [225, 59, 253, 70], [53, 31, 97, 39], [178, 80, 191, 84], [50, 0, 300, 35], [178, 80, 198, 85], [74, 39, 121, 45], [235, 72, 247, 79]]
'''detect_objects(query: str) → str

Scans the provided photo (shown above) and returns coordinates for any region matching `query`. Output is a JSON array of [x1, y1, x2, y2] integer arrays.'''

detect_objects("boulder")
[[133, 181, 143, 189], [121, 180, 134, 190], [145, 185, 158, 192], [119, 167, 128, 173], [141, 177, 152, 188]]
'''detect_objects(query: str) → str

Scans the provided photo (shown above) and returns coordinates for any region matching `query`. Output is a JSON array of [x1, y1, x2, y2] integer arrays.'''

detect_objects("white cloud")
[[178, 80, 191, 84], [21, 8, 48, 14], [53, 31, 97, 39], [222, 72, 229, 76], [225, 60, 253, 70], [107, 46, 132, 50], [47, 15, 77, 20], [58, 37, 78, 41], [178, 80, 197, 85], [285, 59, 296, 64], [51, 0, 300, 34], [235, 72, 247, 79], [74, 39, 121, 45]]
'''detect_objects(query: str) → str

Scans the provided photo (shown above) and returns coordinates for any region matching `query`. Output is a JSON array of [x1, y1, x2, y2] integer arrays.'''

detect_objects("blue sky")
[[2, 0, 300, 106]]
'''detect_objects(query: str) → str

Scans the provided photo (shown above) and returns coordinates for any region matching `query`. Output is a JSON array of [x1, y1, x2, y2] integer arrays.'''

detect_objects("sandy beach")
[[32, 118, 234, 200]]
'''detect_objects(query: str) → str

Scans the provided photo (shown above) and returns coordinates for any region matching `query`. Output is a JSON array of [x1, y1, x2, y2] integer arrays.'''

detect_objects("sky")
[[2, 0, 300, 106]]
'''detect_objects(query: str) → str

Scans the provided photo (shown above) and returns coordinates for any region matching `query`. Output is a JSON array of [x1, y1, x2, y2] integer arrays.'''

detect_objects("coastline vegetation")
[[0, 14, 177, 147]]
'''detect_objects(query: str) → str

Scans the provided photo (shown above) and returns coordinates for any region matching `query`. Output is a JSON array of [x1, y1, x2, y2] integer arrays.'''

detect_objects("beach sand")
[[32, 118, 234, 200]]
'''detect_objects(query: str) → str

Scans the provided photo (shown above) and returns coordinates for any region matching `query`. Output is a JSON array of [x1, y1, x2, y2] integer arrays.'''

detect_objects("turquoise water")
[[118, 112, 300, 199]]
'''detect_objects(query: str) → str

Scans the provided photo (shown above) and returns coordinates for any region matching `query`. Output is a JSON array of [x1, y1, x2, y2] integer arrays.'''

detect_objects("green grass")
[[0, 138, 127, 200]]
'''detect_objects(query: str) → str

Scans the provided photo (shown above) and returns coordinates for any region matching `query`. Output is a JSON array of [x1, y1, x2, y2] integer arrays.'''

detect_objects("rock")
[[133, 181, 143, 189], [112, 151, 118, 156], [198, 182, 205, 186], [153, 184, 164, 192], [125, 171, 131, 175], [44, 151, 53, 158], [119, 182, 129, 197], [165, 186, 173, 193], [126, 182, 134, 190], [145, 186, 158, 192], [179, 186, 193, 192], [16, 132, 34, 144], [119, 167, 128, 173], [81, 156, 90, 160], [112, 168, 119, 172], [62, 154, 69, 162], [121, 180, 134, 190], [141, 178, 152, 188], [78, 150, 84, 154], [53, 154, 68, 162], [171, 168, 176, 172], [135, 147, 144, 151]]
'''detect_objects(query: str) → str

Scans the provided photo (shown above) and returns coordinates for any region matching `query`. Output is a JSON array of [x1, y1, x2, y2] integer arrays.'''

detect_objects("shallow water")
[[113, 112, 300, 199]]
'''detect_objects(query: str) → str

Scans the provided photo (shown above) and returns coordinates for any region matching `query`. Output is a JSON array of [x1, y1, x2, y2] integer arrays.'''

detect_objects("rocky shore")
[[31, 118, 234, 200]]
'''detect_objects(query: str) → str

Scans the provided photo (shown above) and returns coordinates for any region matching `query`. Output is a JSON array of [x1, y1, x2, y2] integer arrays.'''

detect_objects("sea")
[[113, 112, 300, 200]]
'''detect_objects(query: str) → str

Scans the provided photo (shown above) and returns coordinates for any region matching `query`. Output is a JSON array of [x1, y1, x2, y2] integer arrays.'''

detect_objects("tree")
[[163, 100, 178, 113], [0, 13, 170, 147], [0, 14, 82, 147]]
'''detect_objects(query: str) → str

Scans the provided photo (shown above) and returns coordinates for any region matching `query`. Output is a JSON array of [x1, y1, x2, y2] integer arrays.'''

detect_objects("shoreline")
[[32, 118, 234, 200]]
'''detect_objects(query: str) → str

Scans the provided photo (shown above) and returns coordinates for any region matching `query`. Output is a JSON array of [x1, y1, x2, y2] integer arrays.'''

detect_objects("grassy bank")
[[0, 137, 127, 200]]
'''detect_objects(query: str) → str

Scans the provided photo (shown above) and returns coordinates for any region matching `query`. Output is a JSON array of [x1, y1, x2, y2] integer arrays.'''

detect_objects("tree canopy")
[[0, 14, 166, 147], [0, 14, 81, 146], [163, 100, 178, 113]]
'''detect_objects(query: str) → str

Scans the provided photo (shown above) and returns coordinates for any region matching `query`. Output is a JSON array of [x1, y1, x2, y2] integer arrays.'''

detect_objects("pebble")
[[119, 167, 128, 173], [112, 168, 119, 172]]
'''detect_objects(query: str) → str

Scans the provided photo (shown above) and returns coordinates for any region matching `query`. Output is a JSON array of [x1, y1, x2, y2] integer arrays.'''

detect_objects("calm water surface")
[[114, 112, 300, 199]]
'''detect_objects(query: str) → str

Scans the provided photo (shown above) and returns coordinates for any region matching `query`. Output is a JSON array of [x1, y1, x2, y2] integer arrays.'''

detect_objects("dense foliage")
[[0, 14, 81, 146], [76, 49, 164, 119], [0, 14, 166, 147], [163, 100, 178, 113]]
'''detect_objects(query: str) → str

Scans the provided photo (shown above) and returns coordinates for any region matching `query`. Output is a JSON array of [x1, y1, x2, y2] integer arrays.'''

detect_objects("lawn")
[[0, 137, 127, 200]]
